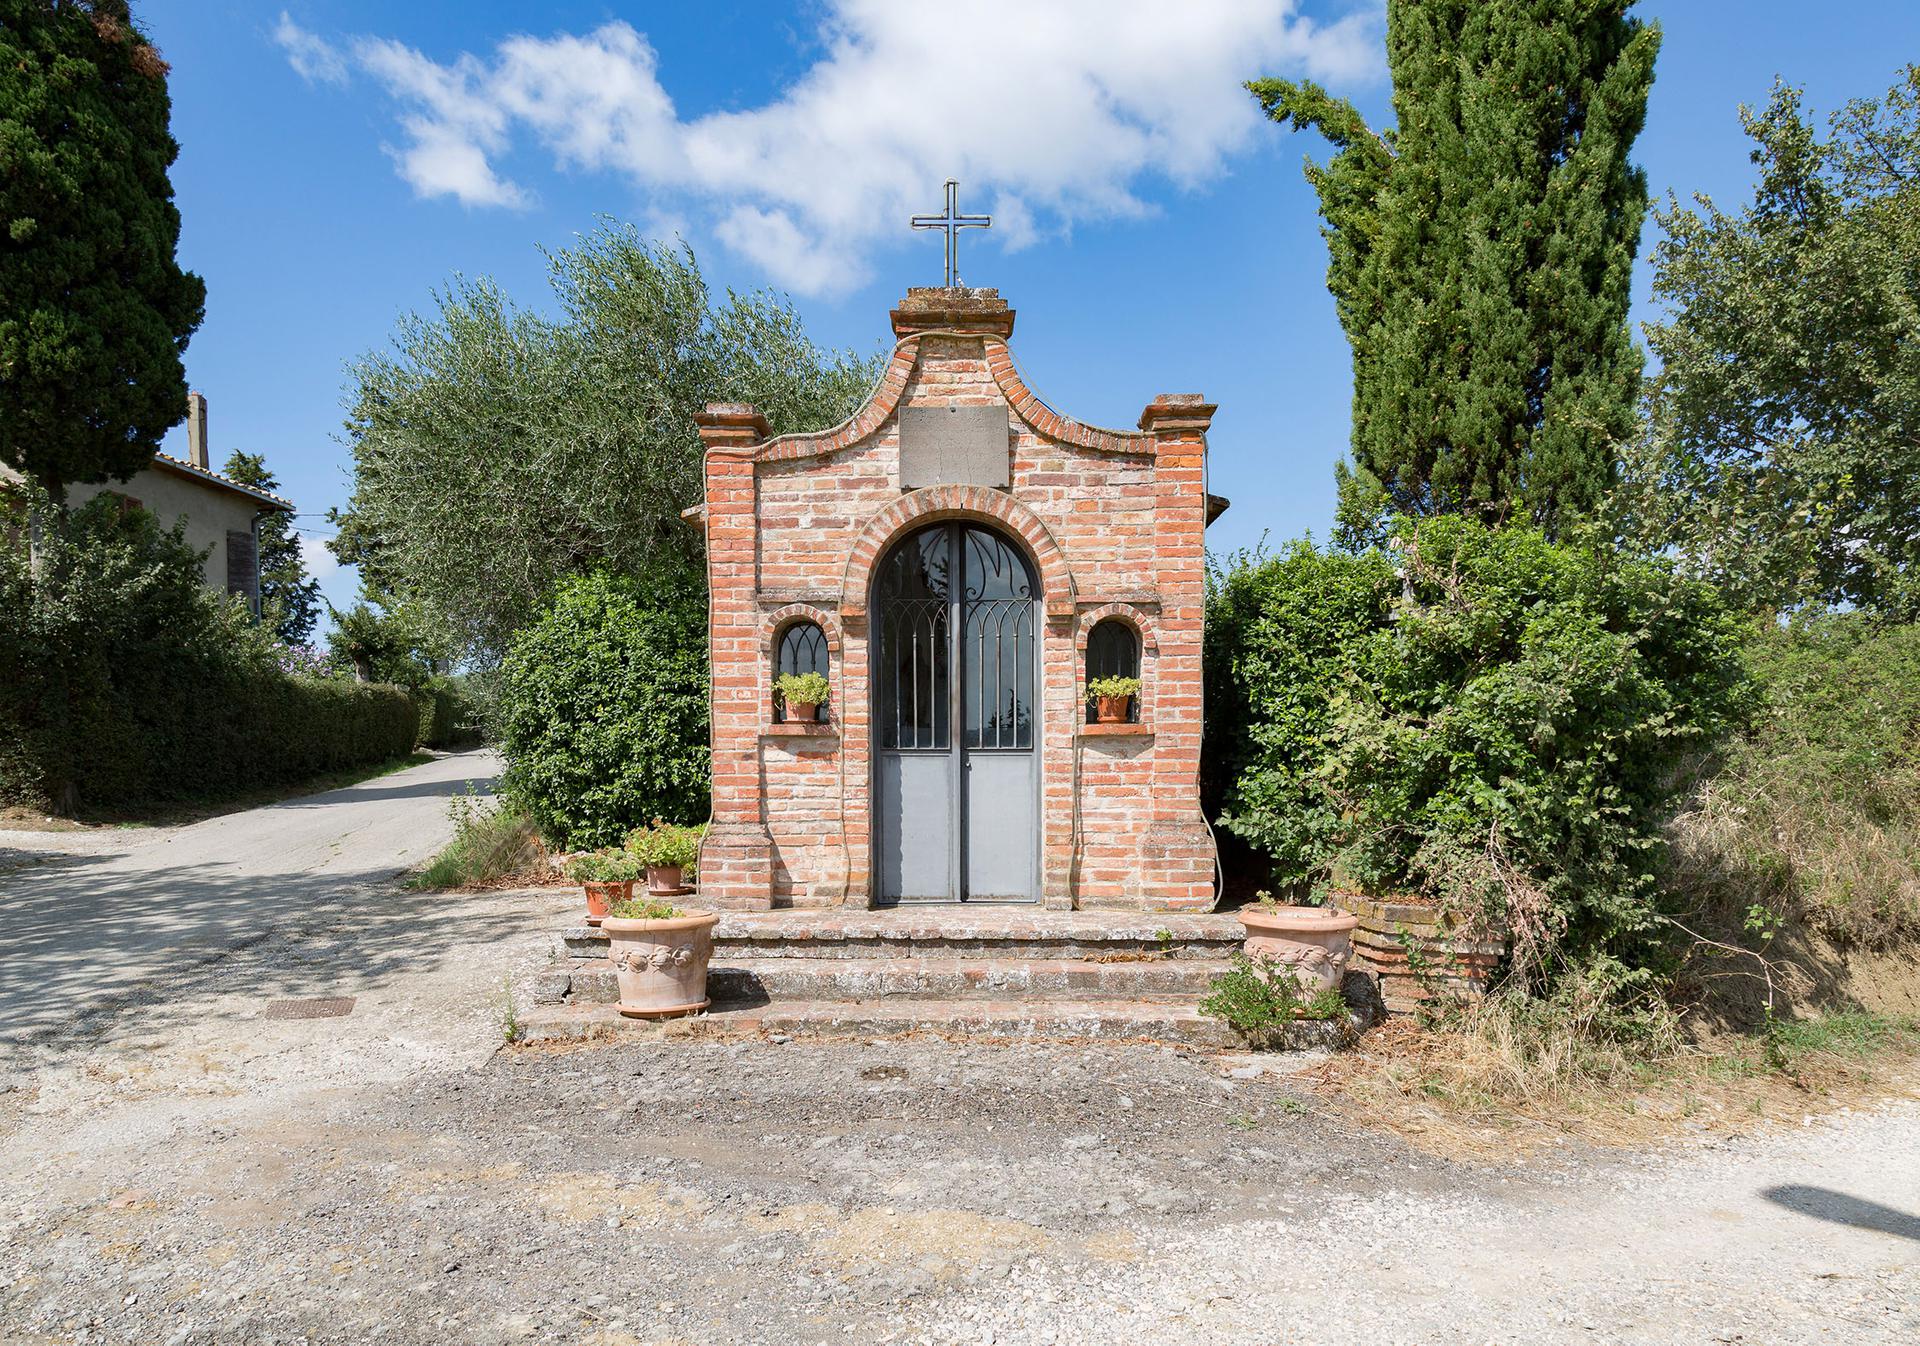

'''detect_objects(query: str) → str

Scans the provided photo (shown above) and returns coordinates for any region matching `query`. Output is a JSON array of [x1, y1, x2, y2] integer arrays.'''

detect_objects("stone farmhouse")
[[1, 392, 294, 614], [692, 284, 1224, 912]]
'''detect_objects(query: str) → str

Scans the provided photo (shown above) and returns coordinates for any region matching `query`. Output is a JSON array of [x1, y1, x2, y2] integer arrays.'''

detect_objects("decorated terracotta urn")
[[601, 910, 720, 1018], [1235, 904, 1359, 993]]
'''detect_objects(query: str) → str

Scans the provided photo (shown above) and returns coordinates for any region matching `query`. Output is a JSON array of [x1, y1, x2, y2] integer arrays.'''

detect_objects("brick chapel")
[[691, 281, 1222, 912]]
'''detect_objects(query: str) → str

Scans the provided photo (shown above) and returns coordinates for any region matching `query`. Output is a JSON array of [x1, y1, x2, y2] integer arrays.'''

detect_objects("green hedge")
[[1, 494, 420, 812], [410, 675, 480, 750]]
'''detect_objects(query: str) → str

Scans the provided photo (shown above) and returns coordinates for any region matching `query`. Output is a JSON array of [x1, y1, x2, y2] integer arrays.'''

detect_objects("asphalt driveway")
[[0, 748, 501, 1060]]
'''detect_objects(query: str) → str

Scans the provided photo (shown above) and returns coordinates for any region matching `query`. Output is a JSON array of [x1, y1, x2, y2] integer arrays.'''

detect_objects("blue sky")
[[140, 1, 1920, 627]]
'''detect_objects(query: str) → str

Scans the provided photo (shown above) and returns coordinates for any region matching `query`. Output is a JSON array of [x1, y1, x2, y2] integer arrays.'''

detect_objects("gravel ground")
[[2, 877, 1916, 1345]]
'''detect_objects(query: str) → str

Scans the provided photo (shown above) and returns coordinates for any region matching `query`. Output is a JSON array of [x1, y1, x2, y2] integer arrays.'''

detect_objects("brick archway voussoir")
[[839, 486, 1076, 623]]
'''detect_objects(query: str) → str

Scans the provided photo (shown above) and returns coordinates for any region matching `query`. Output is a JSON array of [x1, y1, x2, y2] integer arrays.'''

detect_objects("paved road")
[[0, 748, 500, 1057]]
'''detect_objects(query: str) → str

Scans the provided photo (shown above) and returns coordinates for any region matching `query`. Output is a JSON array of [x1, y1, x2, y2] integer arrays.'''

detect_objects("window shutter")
[[225, 529, 257, 604]]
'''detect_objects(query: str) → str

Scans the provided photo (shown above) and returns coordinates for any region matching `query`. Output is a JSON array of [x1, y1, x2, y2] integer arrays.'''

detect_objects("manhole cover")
[[262, 996, 356, 1021]]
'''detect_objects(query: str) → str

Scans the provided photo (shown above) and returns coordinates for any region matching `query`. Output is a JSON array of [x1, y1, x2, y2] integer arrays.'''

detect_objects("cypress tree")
[[1251, 2, 1659, 538], [0, 1, 205, 496], [224, 451, 321, 645]]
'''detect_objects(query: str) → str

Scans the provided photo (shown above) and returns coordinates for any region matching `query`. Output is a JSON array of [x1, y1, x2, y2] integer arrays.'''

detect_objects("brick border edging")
[[1342, 894, 1508, 1017]]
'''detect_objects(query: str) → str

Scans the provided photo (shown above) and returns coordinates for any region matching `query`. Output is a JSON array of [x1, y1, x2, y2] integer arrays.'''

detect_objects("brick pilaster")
[[1136, 395, 1219, 910], [696, 404, 775, 909]]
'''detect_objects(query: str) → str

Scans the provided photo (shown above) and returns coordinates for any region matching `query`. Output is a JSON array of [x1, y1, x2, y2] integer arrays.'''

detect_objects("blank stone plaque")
[[899, 405, 1010, 489]]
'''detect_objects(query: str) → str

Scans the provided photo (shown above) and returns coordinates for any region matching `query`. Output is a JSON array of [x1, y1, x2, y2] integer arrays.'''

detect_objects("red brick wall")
[[696, 291, 1217, 911]]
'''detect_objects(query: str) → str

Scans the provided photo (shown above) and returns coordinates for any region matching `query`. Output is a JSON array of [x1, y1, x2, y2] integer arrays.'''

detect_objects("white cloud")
[[278, 2, 1384, 292], [298, 534, 340, 582], [273, 11, 347, 85]]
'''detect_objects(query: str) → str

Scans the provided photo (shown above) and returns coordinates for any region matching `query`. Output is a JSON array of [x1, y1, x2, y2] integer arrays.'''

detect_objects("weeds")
[[1199, 953, 1350, 1048], [409, 789, 549, 891], [499, 975, 521, 1044]]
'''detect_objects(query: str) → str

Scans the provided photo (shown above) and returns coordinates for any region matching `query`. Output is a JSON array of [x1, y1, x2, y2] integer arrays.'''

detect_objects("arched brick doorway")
[[872, 520, 1040, 903]]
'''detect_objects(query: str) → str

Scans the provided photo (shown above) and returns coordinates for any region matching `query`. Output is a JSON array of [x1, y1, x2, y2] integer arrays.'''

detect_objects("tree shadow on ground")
[[1762, 1184, 1920, 1241], [0, 849, 546, 1064]]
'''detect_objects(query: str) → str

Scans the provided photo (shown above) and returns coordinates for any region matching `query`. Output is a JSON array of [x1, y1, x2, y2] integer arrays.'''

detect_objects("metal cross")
[[911, 179, 991, 289]]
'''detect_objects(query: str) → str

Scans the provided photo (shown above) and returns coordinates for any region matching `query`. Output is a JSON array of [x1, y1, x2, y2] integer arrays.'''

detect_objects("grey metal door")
[[874, 523, 1039, 903]]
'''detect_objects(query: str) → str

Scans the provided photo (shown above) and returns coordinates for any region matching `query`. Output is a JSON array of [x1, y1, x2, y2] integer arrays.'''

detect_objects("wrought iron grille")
[[774, 620, 829, 723], [1085, 618, 1141, 723], [877, 528, 952, 749], [961, 530, 1035, 749], [875, 524, 1036, 751]]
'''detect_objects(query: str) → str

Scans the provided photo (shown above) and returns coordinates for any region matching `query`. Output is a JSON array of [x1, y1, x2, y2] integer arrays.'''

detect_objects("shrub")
[[1203, 540, 1397, 885], [409, 792, 548, 890], [1208, 517, 1751, 993], [0, 494, 419, 812], [626, 819, 704, 871], [496, 571, 709, 851]]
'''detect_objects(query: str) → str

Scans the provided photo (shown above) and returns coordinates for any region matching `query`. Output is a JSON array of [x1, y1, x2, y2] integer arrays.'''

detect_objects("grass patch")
[[408, 791, 551, 891], [1765, 1009, 1918, 1066]]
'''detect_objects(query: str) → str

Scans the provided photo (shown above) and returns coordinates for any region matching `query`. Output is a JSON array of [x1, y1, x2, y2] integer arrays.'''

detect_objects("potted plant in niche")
[[1234, 889, 1359, 995], [626, 819, 706, 896], [601, 894, 721, 1019], [1085, 675, 1142, 724], [564, 848, 643, 926], [775, 670, 831, 722]]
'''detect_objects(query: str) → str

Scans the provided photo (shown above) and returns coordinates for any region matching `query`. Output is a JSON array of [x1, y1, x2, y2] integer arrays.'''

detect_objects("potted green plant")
[[775, 670, 831, 722], [1234, 890, 1358, 993], [1085, 674, 1142, 724], [563, 848, 643, 926], [626, 819, 706, 895], [601, 895, 721, 1019]]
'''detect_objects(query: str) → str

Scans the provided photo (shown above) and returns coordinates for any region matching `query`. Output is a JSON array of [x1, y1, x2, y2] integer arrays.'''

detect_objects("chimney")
[[186, 391, 210, 469]]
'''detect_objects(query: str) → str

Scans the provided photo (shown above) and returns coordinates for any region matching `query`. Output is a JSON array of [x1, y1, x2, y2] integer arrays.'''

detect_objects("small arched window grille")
[[774, 620, 830, 722], [1085, 618, 1142, 723]]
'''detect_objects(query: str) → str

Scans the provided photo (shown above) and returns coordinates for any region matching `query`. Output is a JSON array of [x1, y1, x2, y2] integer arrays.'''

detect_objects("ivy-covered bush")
[[0, 494, 419, 812], [495, 571, 709, 850], [1207, 517, 1752, 989]]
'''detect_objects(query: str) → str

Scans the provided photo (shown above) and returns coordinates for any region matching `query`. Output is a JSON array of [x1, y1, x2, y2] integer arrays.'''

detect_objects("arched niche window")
[[774, 620, 830, 722], [1085, 617, 1142, 723]]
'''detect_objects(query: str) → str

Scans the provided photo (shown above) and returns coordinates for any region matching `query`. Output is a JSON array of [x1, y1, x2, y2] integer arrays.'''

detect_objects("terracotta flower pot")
[[580, 880, 632, 927], [787, 701, 821, 722], [1095, 694, 1132, 724], [646, 865, 690, 895], [602, 910, 720, 1019], [1235, 904, 1359, 993]]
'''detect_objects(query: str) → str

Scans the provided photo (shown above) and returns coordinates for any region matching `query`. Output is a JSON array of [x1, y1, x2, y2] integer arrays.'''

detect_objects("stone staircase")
[[515, 909, 1261, 1047]]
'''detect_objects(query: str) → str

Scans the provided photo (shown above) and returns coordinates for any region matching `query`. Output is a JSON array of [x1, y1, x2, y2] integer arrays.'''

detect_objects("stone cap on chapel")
[[890, 286, 1016, 339]]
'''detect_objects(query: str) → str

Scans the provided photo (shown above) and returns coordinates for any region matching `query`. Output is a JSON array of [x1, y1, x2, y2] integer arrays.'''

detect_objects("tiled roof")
[[149, 452, 295, 510]]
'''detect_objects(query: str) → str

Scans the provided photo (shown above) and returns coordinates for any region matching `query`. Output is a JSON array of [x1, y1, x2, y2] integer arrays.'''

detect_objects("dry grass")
[[1668, 755, 1920, 950], [408, 793, 557, 891], [1664, 617, 1920, 950], [1307, 998, 1920, 1161]]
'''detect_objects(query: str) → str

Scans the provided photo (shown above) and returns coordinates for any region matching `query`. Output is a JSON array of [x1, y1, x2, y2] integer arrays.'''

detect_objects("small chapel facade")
[[692, 285, 1221, 912]]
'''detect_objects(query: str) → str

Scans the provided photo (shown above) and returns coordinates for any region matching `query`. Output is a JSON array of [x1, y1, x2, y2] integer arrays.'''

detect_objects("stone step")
[[561, 909, 1245, 962], [561, 956, 1234, 1005], [513, 997, 1257, 1049]]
